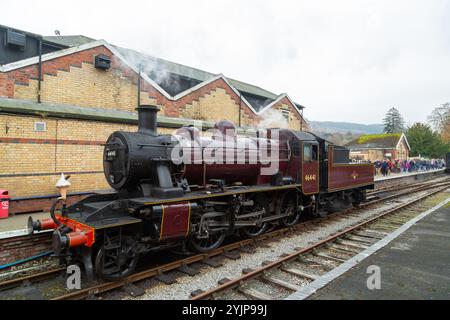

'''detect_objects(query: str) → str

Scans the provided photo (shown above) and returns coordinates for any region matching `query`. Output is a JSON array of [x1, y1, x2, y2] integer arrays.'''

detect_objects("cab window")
[[312, 144, 318, 161], [303, 144, 312, 161]]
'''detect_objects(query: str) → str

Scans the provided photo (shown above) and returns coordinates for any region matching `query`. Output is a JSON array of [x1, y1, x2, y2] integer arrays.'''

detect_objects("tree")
[[427, 102, 450, 143], [383, 107, 405, 133], [406, 123, 449, 158]]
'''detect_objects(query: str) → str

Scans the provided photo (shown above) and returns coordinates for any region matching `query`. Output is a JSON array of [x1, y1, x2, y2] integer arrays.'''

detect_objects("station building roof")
[[345, 133, 410, 150], [41, 35, 304, 113]]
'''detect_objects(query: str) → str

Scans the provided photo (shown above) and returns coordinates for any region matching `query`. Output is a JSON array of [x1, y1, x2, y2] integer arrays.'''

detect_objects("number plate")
[[106, 149, 117, 161]]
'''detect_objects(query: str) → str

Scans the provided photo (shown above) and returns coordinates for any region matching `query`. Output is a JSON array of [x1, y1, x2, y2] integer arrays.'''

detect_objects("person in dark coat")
[[381, 160, 389, 176]]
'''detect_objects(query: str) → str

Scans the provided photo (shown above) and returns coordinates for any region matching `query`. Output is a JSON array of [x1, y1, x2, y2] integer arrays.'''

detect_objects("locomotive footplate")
[[129, 183, 303, 208], [87, 216, 142, 230]]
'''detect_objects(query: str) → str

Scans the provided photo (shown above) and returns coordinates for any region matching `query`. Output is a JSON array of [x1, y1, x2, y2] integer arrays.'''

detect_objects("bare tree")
[[428, 102, 450, 142], [428, 102, 449, 130]]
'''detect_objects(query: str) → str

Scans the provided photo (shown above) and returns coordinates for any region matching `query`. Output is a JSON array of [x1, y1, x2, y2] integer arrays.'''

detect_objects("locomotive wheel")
[[280, 192, 300, 227], [189, 231, 226, 253], [241, 195, 270, 238], [94, 235, 139, 281]]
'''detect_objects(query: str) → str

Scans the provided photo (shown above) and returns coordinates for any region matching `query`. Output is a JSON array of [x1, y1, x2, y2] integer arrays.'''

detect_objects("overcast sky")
[[3, 0, 449, 125]]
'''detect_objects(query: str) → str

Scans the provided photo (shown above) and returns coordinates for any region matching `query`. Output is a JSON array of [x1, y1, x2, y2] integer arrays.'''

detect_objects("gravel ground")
[[0, 256, 59, 282], [114, 187, 448, 301]]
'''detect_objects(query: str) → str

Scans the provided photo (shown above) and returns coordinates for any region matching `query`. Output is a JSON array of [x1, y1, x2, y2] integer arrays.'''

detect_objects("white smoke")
[[119, 48, 182, 94], [258, 108, 289, 129]]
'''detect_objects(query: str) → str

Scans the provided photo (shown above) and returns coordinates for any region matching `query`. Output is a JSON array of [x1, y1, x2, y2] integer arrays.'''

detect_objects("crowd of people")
[[373, 158, 446, 176]]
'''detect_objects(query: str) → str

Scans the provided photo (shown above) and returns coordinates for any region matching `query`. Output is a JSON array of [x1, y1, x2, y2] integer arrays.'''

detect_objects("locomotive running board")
[[129, 183, 303, 207], [208, 212, 295, 227]]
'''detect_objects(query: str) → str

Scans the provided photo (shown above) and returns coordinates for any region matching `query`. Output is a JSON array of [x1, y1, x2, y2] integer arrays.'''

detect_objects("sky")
[[2, 0, 449, 125]]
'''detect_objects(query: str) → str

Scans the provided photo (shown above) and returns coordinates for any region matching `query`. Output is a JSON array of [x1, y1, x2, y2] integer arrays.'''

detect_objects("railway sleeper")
[[122, 283, 145, 297], [313, 251, 347, 263], [336, 239, 369, 250], [325, 246, 357, 257], [281, 267, 320, 280], [327, 243, 361, 254], [237, 287, 272, 300], [345, 234, 378, 244], [260, 274, 302, 291], [352, 230, 386, 239], [361, 229, 389, 237]]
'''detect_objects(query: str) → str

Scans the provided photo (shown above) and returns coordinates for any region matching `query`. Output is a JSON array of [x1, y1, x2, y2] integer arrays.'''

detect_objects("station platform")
[[374, 168, 445, 182], [286, 192, 450, 300], [0, 211, 49, 239]]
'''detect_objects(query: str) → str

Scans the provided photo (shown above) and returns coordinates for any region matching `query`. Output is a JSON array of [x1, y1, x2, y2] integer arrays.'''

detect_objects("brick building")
[[0, 26, 308, 211], [345, 133, 410, 162]]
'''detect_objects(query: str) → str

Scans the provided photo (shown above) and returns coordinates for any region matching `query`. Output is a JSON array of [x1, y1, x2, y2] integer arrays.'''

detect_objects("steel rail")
[[0, 266, 66, 291]]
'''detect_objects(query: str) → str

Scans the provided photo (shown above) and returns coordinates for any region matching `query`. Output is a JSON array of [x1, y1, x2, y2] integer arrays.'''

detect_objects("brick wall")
[[265, 96, 307, 130], [0, 233, 52, 265], [0, 114, 176, 198], [181, 87, 252, 125]]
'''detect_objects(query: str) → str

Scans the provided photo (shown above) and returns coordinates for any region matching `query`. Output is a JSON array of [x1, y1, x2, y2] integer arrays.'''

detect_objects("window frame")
[[303, 143, 312, 162], [34, 121, 46, 132]]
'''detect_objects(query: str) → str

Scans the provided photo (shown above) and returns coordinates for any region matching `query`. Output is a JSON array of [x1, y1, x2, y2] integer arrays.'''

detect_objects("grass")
[[356, 133, 402, 144]]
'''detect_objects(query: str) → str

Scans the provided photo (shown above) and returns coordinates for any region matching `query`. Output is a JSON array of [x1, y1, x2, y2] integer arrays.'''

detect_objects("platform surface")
[[308, 200, 450, 300], [374, 168, 444, 181], [0, 211, 49, 238]]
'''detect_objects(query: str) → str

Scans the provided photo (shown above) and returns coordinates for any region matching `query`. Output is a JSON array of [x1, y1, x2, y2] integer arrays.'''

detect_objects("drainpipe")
[[137, 69, 141, 108], [238, 92, 242, 127], [301, 109, 304, 131], [37, 38, 42, 103]]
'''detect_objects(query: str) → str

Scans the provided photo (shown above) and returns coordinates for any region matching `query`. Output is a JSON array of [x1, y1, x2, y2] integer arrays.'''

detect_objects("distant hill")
[[309, 121, 384, 134], [308, 121, 384, 146]]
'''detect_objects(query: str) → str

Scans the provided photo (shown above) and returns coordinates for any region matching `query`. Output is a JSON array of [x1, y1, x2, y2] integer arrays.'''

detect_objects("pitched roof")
[[0, 38, 304, 118], [39, 35, 301, 112], [114, 46, 286, 110], [345, 133, 410, 150]]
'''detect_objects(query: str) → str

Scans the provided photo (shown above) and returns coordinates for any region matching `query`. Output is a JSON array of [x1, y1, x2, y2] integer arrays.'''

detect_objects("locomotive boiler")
[[29, 105, 374, 281]]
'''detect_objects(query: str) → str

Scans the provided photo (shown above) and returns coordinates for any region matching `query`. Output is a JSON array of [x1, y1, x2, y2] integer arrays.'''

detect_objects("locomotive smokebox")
[[137, 105, 160, 136]]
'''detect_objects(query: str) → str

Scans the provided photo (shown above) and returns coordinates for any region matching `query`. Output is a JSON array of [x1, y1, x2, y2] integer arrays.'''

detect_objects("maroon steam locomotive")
[[29, 105, 374, 281]]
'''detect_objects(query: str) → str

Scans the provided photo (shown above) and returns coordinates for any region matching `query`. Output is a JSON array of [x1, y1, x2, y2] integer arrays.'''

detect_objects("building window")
[[282, 109, 290, 122], [34, 122, 46, 132]]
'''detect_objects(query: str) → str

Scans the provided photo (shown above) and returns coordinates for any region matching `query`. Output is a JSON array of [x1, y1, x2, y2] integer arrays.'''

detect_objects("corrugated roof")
[[345, 133, 402, 149], [43, 35, 96, 47]]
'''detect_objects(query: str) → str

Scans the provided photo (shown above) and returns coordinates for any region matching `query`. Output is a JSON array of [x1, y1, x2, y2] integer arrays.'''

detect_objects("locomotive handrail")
[[137, 143, 175, 148], [50, 198, 64, 226]]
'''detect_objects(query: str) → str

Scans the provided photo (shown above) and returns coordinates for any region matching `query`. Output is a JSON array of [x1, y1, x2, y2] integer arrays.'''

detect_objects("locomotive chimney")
[[136, 105, 160, 136]]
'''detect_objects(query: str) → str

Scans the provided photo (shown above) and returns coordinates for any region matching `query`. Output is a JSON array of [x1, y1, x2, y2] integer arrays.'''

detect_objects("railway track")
[[0, 178, 449, 300], [190, 185, 450, 300], [365, 176, 449, 200]]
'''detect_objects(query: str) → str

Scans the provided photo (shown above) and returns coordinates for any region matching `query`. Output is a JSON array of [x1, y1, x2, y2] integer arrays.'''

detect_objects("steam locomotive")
[[29, 105, 374, 281]]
